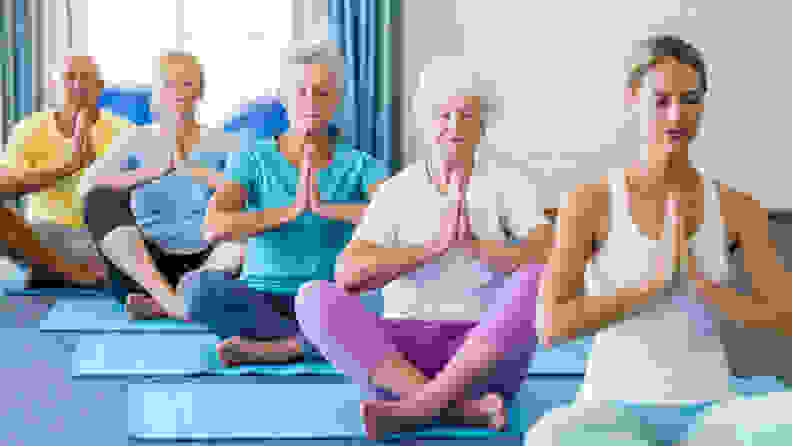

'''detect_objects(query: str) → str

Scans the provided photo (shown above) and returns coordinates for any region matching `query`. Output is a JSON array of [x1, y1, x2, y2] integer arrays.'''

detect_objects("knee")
[[295, 280, 333, 309], [181, 270, 229, 320], [83, 185, 125, 213], [83, 186, 129, 230], [295, 280, 341, 325]]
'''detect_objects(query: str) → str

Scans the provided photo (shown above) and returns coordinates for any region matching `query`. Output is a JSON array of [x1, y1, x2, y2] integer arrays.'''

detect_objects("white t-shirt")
[[351, 159, 545, 321]]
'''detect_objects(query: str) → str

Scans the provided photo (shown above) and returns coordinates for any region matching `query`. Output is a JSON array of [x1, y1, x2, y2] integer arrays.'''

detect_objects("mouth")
[[665, 128, 687, 139], [448, 136, 465, 144], [303, 112, 322, 119], [175, 97, 187, 103]]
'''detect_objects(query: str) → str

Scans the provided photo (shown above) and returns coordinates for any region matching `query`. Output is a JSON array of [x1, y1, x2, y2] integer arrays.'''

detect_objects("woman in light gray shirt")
[[79, 50, 243, 320]]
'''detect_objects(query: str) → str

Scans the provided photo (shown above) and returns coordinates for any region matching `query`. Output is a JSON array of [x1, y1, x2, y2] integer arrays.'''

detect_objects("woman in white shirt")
[[295, 57, 555, 441]]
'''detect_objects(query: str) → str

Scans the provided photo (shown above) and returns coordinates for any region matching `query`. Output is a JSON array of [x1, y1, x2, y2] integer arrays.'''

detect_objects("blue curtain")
[[328, 0, 394, 174], [14, 0, 31, 120]]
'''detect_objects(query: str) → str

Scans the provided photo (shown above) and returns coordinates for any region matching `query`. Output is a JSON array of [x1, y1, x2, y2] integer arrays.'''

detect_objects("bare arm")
[[542, 182, 666, 346], [78, 128, 170, 198], [335, 239, 442, 294], [312, 178, 389, 224], [469, 223, 555, 273], [699, 187, 792, 334], [203, 180, 297, 240], [0, 164, 82, 197]]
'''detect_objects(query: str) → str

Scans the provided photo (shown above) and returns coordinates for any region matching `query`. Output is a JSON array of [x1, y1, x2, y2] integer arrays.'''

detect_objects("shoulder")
[[718, 181, 768, 238], [564, 174, 610, 219], [11, 111, 51, 138], [333, 144, 384, 168]]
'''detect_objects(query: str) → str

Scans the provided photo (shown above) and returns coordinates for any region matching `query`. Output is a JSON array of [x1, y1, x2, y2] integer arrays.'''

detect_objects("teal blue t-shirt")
[[225, 139, 389, 295]]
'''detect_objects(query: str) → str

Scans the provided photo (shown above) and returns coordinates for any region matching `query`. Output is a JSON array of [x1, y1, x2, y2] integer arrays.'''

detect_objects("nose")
[[667, 99, 682, 122]]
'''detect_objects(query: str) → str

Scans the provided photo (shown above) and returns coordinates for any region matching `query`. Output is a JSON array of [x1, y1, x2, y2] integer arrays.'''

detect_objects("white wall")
[[400, 0, 792, 211]]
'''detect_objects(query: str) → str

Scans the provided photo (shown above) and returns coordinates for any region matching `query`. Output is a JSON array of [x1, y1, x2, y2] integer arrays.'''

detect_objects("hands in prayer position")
[[65, 111, 97, 175], [291, 143, 326, 219]]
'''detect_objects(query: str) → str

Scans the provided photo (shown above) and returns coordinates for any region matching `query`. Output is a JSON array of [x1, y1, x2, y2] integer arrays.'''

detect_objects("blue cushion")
[[97, 88, 153, 125], [223, 96, 289, 138]]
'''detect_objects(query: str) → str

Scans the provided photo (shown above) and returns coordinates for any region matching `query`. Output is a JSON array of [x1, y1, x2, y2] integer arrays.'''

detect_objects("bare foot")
[[455, 393, 507, 431], [216, 336, 303, 366], [126, 293, 170, 319], [57, 258, 106, 285], [360, 392, 507, 441]]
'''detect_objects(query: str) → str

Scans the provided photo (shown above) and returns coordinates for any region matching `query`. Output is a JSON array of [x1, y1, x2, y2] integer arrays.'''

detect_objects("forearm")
[[701, 284, 790, 334], [336, 245, 438, 293], [1, 165, 78, 196], [205, 206, 295, 239], [316, 202, 368, 224], [545, 286, 655, 345], [87, 167, 171, 192]]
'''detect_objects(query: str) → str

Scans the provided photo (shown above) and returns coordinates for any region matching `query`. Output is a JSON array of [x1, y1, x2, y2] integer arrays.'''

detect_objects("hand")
[[204, 229, 234, 244], [305, 145, 323, 213], [291, 144, 313, 219], [424, 168, 472, 256], [66, 111, 96, 173]]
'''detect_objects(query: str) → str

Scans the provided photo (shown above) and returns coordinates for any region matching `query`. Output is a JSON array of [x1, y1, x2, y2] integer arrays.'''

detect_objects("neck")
[[631, 153, 698, 196]]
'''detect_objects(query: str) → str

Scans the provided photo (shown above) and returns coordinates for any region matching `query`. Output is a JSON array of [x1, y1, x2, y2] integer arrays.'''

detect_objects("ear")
[[624, 86, 640, 107], [96, 79, 105, 91]]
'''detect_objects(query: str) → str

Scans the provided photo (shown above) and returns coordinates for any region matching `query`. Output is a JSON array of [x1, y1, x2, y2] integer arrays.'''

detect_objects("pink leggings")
[[295, 263, 544, 401]]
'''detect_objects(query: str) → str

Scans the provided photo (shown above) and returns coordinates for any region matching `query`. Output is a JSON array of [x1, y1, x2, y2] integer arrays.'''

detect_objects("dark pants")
[[83, 185, 212, 303]]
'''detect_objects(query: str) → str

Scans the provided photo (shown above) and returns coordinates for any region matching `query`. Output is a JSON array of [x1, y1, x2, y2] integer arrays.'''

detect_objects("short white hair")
[[411, 56, 502, 146], [279, 39, 345, 116], [150, 49, 206, 117], [47, 50, 103, 107]]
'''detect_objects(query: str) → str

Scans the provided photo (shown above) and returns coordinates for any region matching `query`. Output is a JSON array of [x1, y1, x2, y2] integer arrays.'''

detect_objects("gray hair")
[[150, 49, 206, 119], [411, 56, 503, 147], [47, 50, 103, 107], [279, 39, 345, 117]]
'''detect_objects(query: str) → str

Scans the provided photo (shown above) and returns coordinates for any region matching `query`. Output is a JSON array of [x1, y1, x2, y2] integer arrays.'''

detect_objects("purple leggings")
[[295, 263, 543, 401]]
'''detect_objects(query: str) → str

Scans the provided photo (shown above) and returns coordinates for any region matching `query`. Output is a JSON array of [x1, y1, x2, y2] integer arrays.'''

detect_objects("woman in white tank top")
[[526, 35, 792, 446]]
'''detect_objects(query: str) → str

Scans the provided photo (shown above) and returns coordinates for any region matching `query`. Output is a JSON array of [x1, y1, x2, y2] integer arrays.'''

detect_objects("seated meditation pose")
[[0, 53, 132, 288], [524, 35, 792, 446], [181, 39, 390, 365], [295, 56, 555, 441], [80, 50, 244, 319]]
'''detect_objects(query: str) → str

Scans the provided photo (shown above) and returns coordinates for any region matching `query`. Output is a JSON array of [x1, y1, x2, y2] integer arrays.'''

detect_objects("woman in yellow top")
[[0, 53, 132, 288]]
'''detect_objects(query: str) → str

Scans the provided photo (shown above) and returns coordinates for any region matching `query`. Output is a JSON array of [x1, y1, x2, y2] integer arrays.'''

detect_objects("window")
[[82, 0, 293, 127]]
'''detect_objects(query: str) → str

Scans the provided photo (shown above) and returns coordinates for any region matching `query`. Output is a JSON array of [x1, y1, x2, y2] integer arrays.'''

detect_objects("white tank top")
[[581, 168, 735, 404]]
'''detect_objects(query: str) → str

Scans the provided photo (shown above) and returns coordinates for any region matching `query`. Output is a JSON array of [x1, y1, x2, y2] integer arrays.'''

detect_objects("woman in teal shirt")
[[181, 39, 389, 365]]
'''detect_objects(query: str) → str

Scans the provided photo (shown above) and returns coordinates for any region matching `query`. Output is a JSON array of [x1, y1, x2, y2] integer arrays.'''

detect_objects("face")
[[627, 57, 703, 167], [431, 95, 482, 161], [56, 56, 104, 107], [160, 56, 203, 114], [292, 64, 340, 133]]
